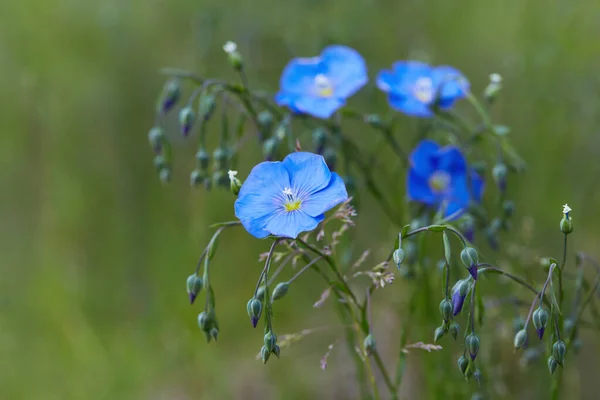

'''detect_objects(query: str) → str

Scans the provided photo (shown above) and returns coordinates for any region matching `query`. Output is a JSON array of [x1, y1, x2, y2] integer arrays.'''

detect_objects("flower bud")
[[228, 170, 242, 196], [460, 247, 479, 280], [186, 274, 204, 304], [208, 327, 219, 342], [260, 345, 271, 364], [473, 369, 482, 386], [148, 127, 165, 153], [434, 326, 445, 343], [439, 299, 453, 322], [457, 355, 469, 376], [264, 331, 277, 352], [198, 94, 216, 121], [452, 279, 470, 316], [262, 137, 277, 161], [213, 148, 228, 171], [532, 307, 549, 339], [223, 41, 243, 71], [272, 344, 281, 358], [547, 356, 558, 374], [560, 217, 573, 235], [552, 340, 566, 365], [363, 334, 376, 356], [458, 214, 475, 243], [312, 128, 327, 154], [503, 200, 515, 218], [272, 282, 289, 301], [246, 298, 262, 328], [197, 311, 211, 331], [257, 111, 274, 133], [157, 78, 181, 114], [195, 149, 210, 171], [393, 248, 405, 270], [190, 169, 204, 187], [449, 321, 460, 340], [254, 286, 266, 301], [513, 329, 527, 350], [159, 167, 171, 184], [492, 163, 508, 192], [465, 333, 480, 360], [484, 73, 502, 103], [153, 155, 167, 171], [178, 106, 195, 137]]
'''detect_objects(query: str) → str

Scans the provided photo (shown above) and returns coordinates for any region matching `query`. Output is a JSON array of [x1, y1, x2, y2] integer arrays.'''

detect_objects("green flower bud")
[[260, 345, 270, 364], [560, 217, 573, 235], [323, 147, 337, 171], [190, 169, 204, 187], [213, 148, 228, 170], [208, 327, 219, 342], [263, 137, 277, 160], [264, 331, 277, 352], [484, 73, 502, 103], [257, 110, 274, 131], [503, 200, 515, 218], [434, 326, 445, 343], [465, 333, 480, 360], [532, 307, 549, 339], [552, 340, 566, 365], [547, 356, 558, 374], [153, 155, 167, 171], [513, 329, 528, 350], [449, 321, 460, 340], [439, 299, 453, 322], [159, 168, 171, 184], [178, 106, 195, 137], [186, 274, 204, 304], [246, 298, 262, 328], [272, 282, 289, 301], [198, 94, 216, 121], [228, 170, 242, 196], [254, 286, 266, 301], [148, 127, 165, 152], [457, 355, 469, 376], [223, 41, 243, 70], [460, 247, 479, 280], [393, 248, 405, 270], [363, 334, 376, 356], [473, 369, 482, 386], [157, 78, 180, 114], [197, 311, 211, 331], [272, 344, 281, 358], [195, 149, 210, 170], [212, 170, 228, 188], [573, 338, 582, 354], [492, 163, 508, 192]]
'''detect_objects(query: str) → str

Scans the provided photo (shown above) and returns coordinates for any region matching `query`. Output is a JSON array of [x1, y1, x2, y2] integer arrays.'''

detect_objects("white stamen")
[[314, 74, 330, 87], [562, 204, 572, 215], [228, 170, 238, 180], [283, 187, 293, 196]]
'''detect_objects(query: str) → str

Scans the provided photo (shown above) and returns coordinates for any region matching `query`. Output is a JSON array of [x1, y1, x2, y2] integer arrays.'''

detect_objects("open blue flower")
[[407, 139, 484, 218], [235, 152, 348, 239], [275, 45, 368, 119], [377, 61, 469, 117]]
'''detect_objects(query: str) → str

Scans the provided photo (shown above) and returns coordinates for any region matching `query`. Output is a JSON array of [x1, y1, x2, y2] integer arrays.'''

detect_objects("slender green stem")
[[372, 351, 395, 397], [288, 256, 322, 284], [477, 264, 546, 303], [559, 234, 568, 307]]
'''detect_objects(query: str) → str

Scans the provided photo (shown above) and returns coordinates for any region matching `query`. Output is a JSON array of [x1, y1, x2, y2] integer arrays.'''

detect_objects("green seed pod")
[[261, 345, 271, 364], [560, 217, 573, 235], [264, 331, 277, 352], [449, 321, 460, 340], [457, 355, 469, 376], [434, 326, 445, 343], [272, 282, 289, 301]]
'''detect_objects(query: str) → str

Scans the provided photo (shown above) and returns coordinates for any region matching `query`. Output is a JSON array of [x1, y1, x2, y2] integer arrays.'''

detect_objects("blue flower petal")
[[376, 69, 398, 93], [265, 211, 324, 239], [392, 61, 434, 94], [279, 57, 325, 95], [293, 96, 345, 119], [321, 45, 368, 99], [282, 152, 332, 197], [407, 168, 437, 205], [434, 146, 467, 175], [234, 193, 275, 238], [409, 139, 439, 177], [470, 170, 485, 203], [432, 66, 470, 103], [302, 172, 348, 217], [237, 161, 290, 199], [388, 93, 433, 117], [274, 92, 303, 114], [444, 174, 471, 217]]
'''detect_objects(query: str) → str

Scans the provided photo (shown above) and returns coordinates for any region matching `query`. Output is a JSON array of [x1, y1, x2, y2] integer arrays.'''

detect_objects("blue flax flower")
[[235, 152, 348, 239], [408, 140, 484, 218], [275, 45, 368, 119], [377, 61, 469, 117]]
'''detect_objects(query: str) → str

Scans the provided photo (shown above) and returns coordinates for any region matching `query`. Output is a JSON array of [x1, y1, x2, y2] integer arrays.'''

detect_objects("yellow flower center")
[[413, 77, 435, 104], [428, 171, 451, 193], [314, 74, 334, 98], [282, 188, 302, 212]]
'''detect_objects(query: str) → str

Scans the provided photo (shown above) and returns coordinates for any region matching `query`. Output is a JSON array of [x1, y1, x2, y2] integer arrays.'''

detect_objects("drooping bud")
[[552, 340, 566, 365], [262, 137, 277, 161], [363, 334, 376, 356], [457, 355, 469, 376], [452, 279, 470, 316], [198, 94, 216, 121], [473, 369, 482, 386], [223, 41, 243, 71], [157, 78, 181, 114], [197, 311, 211, 331], [460, 247, 479, 280], [560, 204, 573, 234], [159, 167, 171, 184], [186, 274, 204, 304], [213, 148, 228, 171], [228, 170, 242, 196], [439, 299, 454, 322], [264, 331, 277, 352], [246, 298, 262, 328], [449, 321, 460, 340], [272, 282, 289, 301], [254, 286, 266, 301], [434, 326, 445, 343], [153, 155, 167, 171], [178, 106, 195, 137], [195, 149, 210, 171], [148, 127, 165, 153], [465, 333, 480, 360], [393, 248, 405, 270], [272, 344, 281, 358], [260, 345, 271, 364], [190, 169, 204, 187], [484, 73, 502, 103], [208, 327, 219, 342], [513, 329, 528, 350], [547, 356, 558, 374], [257, 111, 274, 136], [532, 307, 549, 340], [503, 200, 515, 218], [492, 163, 508, 192]]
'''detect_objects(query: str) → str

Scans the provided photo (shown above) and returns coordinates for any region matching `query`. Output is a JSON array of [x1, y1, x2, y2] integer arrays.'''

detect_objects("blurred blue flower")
[[235, 152, 348, 239], [275, 45, 368, 119], [408, 140, 484, 218], [377, 61, 469, 117]]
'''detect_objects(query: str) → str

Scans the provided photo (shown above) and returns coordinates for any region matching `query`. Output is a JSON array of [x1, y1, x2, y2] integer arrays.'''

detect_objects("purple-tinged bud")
[[532, 307, 549, 340], [465, 334, 480, 360], [178, 106, 195, 137], [246, 298, 262, 328], [157, 78, 181, 114], [459, 215, 475, 243], [492, 163, 507, 192], [547, 356, 558, 374], [460, 247, 479, 280], [186, 274, 204, 304], [458, 355, 469, 376], [148, 127, 165, 153], [452, 279, 470, 316]]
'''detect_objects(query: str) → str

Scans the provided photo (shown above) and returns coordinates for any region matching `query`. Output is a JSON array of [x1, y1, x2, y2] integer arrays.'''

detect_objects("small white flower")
[[223, 41, 237, 54], [228, 170, 238, 180], [489, 73, 502, 84], [562, 204, 572, 215]]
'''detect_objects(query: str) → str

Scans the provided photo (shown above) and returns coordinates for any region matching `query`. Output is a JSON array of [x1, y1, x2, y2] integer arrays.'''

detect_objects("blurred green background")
[[2, 0, 600, 398]]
